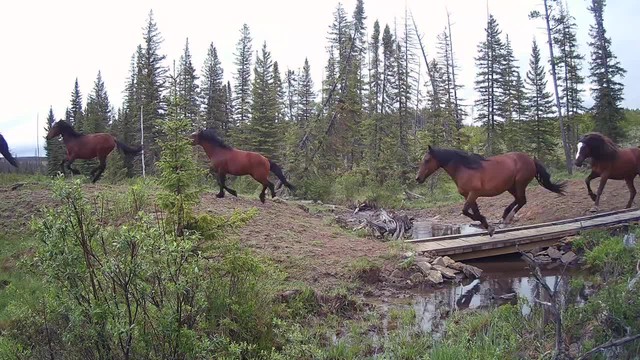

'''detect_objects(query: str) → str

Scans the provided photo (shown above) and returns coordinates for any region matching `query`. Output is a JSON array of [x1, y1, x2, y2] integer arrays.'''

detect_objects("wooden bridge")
[[407, 208, 640, 260]]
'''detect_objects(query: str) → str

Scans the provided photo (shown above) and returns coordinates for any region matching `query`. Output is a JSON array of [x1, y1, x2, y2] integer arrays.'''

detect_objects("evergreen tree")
[[44, 107, 65, 176], [200, 43, 227, 133], [233, 24, 253, 126], [498, 37, 525, 153], [137, 10, 168, 172], [177, 38, 200, 126], [524, 40, 556, 162], [474, 15, 505, 155], [248, 42, 280, 159], [552, 1, 585, 148], [296, 58, 315, 127], [588, 0, 625, 141], [368, 20, 381, 115], [84, 71, 112, 134], [272, 61, 286, 124], [284, 69, 298, 122], [225, 81, 234, 127], [66, 78, 84, 129]]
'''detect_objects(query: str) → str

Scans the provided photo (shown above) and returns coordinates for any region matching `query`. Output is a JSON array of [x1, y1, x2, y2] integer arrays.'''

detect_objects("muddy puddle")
[[413, 254, 584, 336], [372, 254, 585, 337]]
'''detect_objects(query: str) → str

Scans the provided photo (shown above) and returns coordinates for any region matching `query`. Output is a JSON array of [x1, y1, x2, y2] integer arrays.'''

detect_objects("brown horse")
[[416, 146, 566, 236], [190, 129, 294, 203], [0, 133, 18, 167], [574, 132, 640, 211], [46, 120, 142, 183]]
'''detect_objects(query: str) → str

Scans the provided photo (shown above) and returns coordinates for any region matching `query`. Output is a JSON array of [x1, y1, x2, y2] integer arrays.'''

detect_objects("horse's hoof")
[[589, 206, 599, 213], [216, 193, 225, 198], [487, 226, 496, 237], [259, 197, 266, 204]]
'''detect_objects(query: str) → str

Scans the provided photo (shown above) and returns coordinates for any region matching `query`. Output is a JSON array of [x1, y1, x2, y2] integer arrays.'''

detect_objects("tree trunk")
[[544, 0, 573, 174]]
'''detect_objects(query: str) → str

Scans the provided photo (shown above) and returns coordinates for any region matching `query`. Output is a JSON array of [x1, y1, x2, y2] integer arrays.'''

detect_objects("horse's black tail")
[[115, 139, 142, 156], [534, 159, 566, 195], [0, 134, 18, 168], [269, 160, 295, 191]]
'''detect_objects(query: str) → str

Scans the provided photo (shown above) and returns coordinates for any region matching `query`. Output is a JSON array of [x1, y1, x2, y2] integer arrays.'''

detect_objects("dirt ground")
[[408, 177, 640, 226]]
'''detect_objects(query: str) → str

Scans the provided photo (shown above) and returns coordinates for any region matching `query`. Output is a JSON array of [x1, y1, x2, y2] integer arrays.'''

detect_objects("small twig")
[[577, 333, 640, 360]]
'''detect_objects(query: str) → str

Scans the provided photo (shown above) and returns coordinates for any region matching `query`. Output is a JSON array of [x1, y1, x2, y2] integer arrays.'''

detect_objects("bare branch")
[[577, 333, 640, 360]]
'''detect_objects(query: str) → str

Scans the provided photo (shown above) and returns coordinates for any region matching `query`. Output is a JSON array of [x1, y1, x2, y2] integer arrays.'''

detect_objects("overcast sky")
[[0, 0, 638, 156]]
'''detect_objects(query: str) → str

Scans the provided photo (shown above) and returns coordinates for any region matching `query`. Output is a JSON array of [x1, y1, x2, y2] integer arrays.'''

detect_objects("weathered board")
[[410, 208, 640, 260]]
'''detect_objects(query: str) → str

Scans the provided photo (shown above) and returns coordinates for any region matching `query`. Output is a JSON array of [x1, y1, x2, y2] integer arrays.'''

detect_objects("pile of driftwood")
[[336, 203, 413, 240]]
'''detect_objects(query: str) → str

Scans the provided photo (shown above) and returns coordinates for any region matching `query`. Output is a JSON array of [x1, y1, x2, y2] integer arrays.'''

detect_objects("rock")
[[535, 249, 548, 257], [409, 273, 424, 284], [425, 270, 444, 284], [414, 255, 431, 263], [402, 251, 416, 259], [433, 265, 457, 279], [443, 256, 456, 267], [415, 261, 432, 275], [462, 264, 483, 279], [561, 251, 577, 264], [391, 269, 404, 279], [432, 256, 446, 267], [448, 262, 465, 271], [624, 233, 637, 248], [547, 247, 563, 260]]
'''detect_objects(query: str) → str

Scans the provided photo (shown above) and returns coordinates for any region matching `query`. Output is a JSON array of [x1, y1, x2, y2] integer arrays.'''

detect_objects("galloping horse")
[[46, 120, 142, 183], [190, 129, 295, 203], [574, 132, 640, 211], [0, 134, 18, 167], [416, 146, 566, 236]]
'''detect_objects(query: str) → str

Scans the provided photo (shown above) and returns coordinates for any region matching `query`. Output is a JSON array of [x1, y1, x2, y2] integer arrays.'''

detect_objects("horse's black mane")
[[55, 120, 84, 138], [430, 147, 487, 169], [580, 132, 619, 161], [199, 129, 233, 149]]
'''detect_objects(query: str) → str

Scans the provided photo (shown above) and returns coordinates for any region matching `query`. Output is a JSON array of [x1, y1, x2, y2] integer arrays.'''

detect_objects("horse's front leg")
[[592, 173, 609, 212], [585, 171, 600, 202]]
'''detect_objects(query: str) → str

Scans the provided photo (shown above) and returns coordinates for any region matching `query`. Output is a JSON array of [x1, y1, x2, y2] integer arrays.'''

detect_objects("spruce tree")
[[588, 0, 625, 141], [233, 24, 253, 126], [248, 42, 279, 159], [272, 61, 286, 124], [524, 40, 556, 162], [137, 10, 167, 172], [552, 1, 585, 148], [44, 107, 65, 176], [177, 38, 200, 126], [284, 69, 298, 123], [498, 37, 525, 153], [368, 20, 381, 115], [296, 59, 315, 128], [200, 43, 227, 133], [473, 15, 505, 155], [84, 71, 112, 134], [67, 78, 85, 129]]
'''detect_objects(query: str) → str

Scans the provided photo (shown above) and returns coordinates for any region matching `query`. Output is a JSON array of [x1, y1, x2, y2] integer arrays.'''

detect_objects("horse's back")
[[462, 152, 536, 196]]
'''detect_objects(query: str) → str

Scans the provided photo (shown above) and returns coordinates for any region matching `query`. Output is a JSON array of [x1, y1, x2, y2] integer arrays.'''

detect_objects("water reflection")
[[413, 222, 483, 238], [412, 255, 579, 335]]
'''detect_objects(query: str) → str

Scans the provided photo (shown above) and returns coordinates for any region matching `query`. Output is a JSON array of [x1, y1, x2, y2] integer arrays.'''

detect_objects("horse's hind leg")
[[625, 177, 636, 208], [91, 158, 107, 183], [501, 188, 518, 224]]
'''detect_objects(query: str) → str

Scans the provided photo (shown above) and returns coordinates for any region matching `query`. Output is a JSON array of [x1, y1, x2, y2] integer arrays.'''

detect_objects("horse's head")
[[575, 132, 618, 166], [189, 130, 202, 146], [416, 145, 441, 184], [46, 120, 67, 139]]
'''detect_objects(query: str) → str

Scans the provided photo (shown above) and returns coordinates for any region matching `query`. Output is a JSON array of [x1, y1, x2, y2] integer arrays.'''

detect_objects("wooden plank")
[[406, 207, 637, 243], [413, 210, 640, 260]]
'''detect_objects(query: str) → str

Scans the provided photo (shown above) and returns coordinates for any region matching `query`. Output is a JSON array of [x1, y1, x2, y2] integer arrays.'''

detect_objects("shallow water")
[[411, 254, 582, 335], [412, 222, 483, 238]]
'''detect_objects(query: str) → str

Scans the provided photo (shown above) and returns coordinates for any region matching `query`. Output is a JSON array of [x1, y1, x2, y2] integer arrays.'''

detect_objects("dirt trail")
[[409, 178, 640, 226]]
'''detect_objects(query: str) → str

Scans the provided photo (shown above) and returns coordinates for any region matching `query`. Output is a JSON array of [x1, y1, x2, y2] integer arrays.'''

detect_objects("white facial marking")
[[575, 142, 583, 160]]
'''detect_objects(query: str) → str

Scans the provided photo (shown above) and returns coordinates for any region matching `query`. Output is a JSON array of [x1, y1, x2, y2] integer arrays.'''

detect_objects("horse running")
[[574, 132, 640, 211], [416, 146, 566, 236], [190, 129, 295, 203], [46, 120, 142, 183], [0, 134, 18, 168]]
